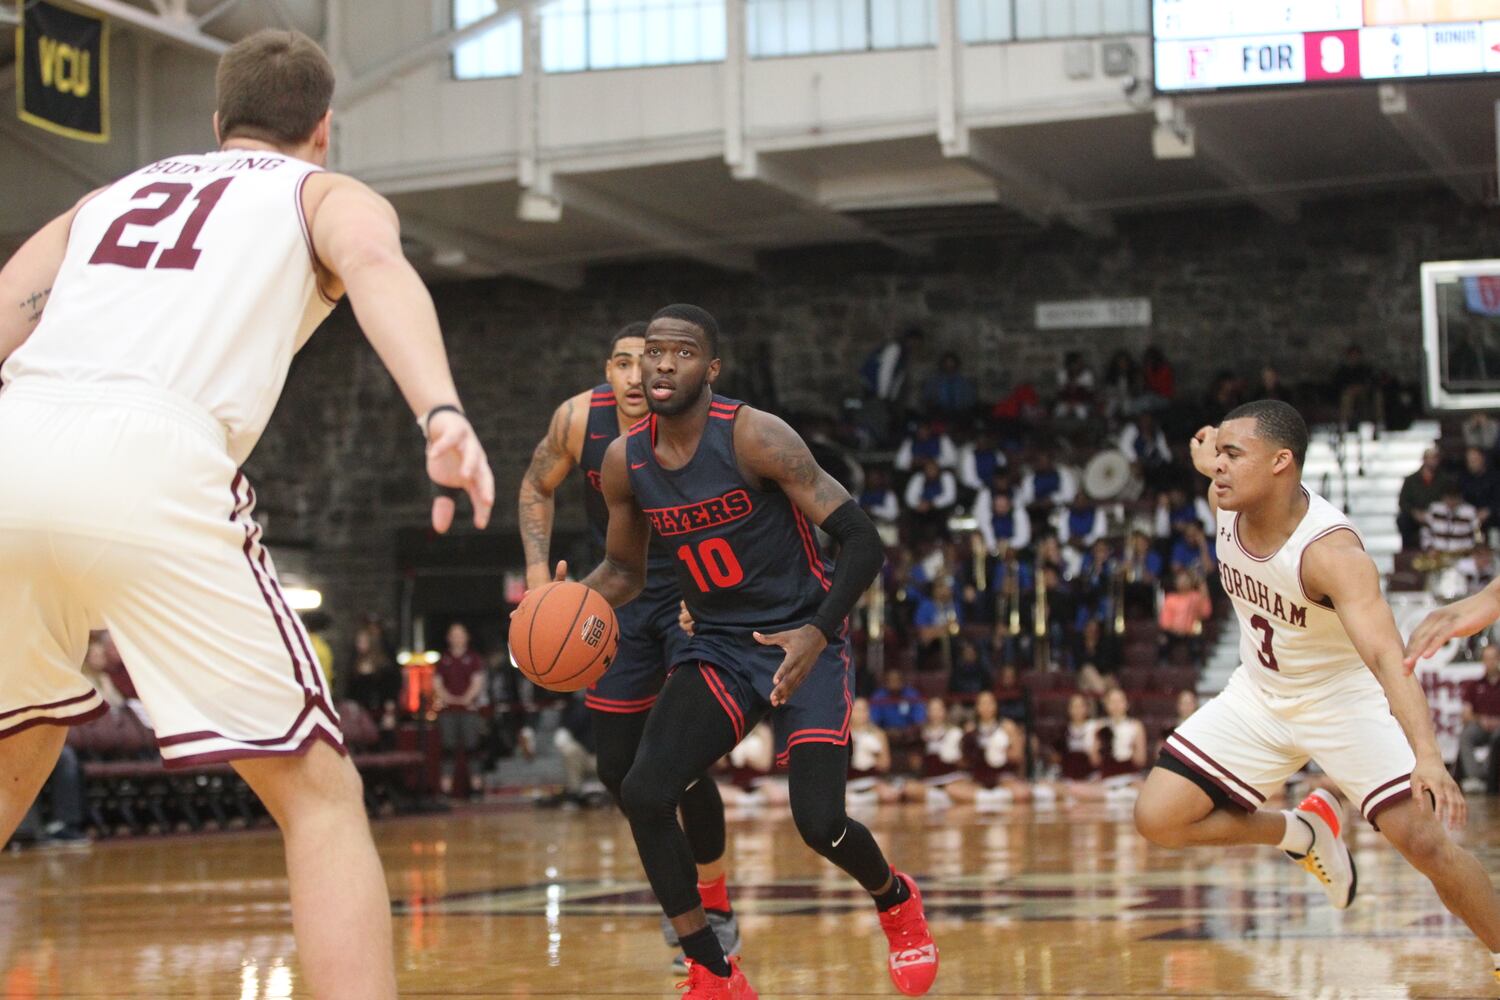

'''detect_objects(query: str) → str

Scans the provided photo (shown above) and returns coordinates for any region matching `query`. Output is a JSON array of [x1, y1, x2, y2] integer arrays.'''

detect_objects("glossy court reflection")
[[2, 800, 1497, 997]]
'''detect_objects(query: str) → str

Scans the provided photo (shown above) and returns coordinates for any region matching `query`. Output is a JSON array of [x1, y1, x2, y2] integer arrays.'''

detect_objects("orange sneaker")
[[676, 957, 758, 999], [877, 872, 939, 996]]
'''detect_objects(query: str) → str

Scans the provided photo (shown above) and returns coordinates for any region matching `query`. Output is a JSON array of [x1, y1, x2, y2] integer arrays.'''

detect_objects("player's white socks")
[[1491, 950, 1500, 971], [1278, 811, 1314, 855]]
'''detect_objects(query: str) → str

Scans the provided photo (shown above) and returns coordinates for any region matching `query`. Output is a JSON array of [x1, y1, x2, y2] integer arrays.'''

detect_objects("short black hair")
[[1223, 399, 1309, 467], [607, 320, 648, 354], [650, 304, 719, 356]]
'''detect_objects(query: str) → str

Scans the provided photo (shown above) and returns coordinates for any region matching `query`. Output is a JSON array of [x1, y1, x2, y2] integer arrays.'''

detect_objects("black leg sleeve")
[[678, 774, 727, 865], [619, 667, 759, 918], [786, 742, 893, 892]]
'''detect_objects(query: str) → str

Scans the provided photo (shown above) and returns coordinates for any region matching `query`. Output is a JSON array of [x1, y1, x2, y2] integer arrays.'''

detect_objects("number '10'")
[[676, 538, 744, 592]]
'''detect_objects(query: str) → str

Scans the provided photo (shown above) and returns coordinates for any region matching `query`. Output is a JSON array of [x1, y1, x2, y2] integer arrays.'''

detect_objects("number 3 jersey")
[[1216, 487, 1368, 698], [624, 396, 835, 654], [3, 150, 334, 465]]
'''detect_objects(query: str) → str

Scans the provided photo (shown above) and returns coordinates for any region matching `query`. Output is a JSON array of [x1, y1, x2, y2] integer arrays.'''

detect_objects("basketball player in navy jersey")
[[518, 321, 740, 970], [575, 305, 937, 999]]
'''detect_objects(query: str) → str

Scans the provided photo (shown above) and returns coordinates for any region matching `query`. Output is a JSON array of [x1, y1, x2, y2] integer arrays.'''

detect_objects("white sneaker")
[[1286, 789, 1357, 910]]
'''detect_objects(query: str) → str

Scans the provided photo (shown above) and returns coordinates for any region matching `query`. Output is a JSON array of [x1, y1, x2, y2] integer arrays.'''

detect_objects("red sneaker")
[[878, 872, 939, 996], [676, 957, 758, 999]]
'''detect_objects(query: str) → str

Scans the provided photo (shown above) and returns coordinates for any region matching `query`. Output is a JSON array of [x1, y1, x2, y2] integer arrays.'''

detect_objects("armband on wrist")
[[418, 403, 465, 438]]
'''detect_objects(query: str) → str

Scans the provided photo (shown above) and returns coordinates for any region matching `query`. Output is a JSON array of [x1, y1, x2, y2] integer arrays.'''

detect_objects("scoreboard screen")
[[1154, 1, 1500, 91]]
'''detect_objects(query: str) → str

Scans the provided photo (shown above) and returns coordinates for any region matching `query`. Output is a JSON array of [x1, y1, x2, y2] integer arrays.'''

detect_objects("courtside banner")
[[16, 0, 109, 142]]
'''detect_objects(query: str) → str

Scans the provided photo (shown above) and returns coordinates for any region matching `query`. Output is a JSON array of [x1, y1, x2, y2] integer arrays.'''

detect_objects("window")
[[1011, 0, 1146, 40], [745, 0, 934, 56], [453, 0, 523, 79]]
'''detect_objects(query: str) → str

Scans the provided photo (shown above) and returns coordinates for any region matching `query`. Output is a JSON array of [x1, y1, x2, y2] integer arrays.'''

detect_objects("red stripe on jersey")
[[627, 416, 652, 436], [698, 664, 744, 741], [792, 507, 831, 589]]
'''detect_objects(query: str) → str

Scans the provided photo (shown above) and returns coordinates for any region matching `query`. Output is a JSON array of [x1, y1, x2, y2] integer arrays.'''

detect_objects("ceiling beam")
[[730, 150, 931, 256], [1379, 83, 1484, 204], [1154, 99, 1299, 224], [400, 214, 584, 290], [338, 2, 525, 110], [948, 132, 1114, 237], [68, 0, 229, 55], [547, 175, 756, 273]]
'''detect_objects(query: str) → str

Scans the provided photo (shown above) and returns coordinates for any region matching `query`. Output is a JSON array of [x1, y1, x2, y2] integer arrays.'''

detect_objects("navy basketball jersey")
[[579, 385, 675, 572], [624, 396, 833, 634]]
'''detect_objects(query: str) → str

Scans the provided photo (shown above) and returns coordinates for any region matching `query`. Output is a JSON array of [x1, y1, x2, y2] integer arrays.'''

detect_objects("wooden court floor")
[[3, 797, 1499, 999]]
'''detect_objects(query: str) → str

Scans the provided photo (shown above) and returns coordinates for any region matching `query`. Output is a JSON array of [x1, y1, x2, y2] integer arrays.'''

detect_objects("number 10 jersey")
[[3, 150, 334, 465], [1216, 486, 1368, 698]]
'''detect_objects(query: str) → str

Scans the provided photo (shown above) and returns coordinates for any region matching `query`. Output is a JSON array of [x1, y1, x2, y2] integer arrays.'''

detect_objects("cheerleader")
[[1070, 687, 1147, 804], [1054, 692, 1099, 784], [846, 698, 902, 804], [948, 691, 1037, 807], [901, 697, 970, 805]]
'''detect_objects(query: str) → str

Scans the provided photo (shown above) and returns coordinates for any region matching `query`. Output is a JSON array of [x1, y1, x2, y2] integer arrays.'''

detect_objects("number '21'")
[[89, 179, 232, 271]]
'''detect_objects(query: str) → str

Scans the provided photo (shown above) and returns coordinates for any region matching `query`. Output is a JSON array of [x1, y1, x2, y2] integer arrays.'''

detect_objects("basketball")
[[510, 581, 618, 692]]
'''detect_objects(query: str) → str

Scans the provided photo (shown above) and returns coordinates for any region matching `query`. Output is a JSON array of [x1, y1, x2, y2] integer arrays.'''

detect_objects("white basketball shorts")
[[1162, 665, 1414, 828], [0, 378, 343, 767]]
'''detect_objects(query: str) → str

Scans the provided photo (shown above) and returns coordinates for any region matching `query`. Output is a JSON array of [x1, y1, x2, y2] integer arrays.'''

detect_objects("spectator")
[[1158, 569, 1212, 664], [990, 378, 1045, 433], [434, 622, 488, 797], [1170, 521, 1217, 577], [904, 457, 958, 541], [957, 427, 1007, 494], [6, 745, 89, 849], [948, 639, 993, 696], [87, 634, 151, 730], [1141, 346, 1175, 405], [345, 624, 402, 741], [975, 487, 1031, 556], [954, 692, 1034, 806], [894, 421, 958, 472], [1054, 351, 1096, 421], [1252, 364, 1289, 401], [922, 351, 978, 421], [1155, 487, 1215, 539], [846, 698, 901, 803], [1016, 451, 1078, 510], [541, 694, 602, 808], [910, 698, 967, 800], [1056, 496, 1106, 549], [1455, 545, 1499, 594], [868, 668, 928, 736], [1398, 446, 1451, 551], [1464, 411, 1500, 452], [1160, 689, 1199, 747], [1458, 645, 1500, 794], [860, 326, 923, 442], [1461, 447, 1500, 529], [1332, 344, 1384, 433], [1118, 412, 1172, 487], [1423, 485, 1481, 554], [1100, 349, 1142, 421], [1204, 370, 1247, 419], [1121, 529, 1163, 592], [992, 663, 1027, 724], [858, 467, 901, 543], [914, 576, 963, 671]]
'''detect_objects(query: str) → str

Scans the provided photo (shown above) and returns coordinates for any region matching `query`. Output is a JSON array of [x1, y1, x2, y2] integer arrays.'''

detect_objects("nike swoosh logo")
[[831, 826, 848, 848], [589, 433, 609, 440], [631, 461, 648, 470]]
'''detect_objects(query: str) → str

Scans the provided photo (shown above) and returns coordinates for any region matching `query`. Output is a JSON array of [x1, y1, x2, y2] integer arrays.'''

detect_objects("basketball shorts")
[[0, 379, 344, 768], [583, 572, 688, 715], [1161, 666, 1414, 828], [680, 628, 854, 767]]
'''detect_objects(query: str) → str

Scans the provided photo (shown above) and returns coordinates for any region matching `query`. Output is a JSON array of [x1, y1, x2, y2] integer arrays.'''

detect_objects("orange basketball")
[[510, 581, 618, 692]]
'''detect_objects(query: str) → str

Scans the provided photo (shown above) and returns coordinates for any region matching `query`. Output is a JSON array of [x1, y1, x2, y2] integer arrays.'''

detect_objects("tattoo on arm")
[[518, 400, 576, 568], [756, 415, 845, 509], [20, 288, 50, 325]]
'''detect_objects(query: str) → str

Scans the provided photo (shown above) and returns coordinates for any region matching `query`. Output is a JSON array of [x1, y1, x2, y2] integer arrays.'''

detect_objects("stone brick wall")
[[244, 188, 1500, 645]]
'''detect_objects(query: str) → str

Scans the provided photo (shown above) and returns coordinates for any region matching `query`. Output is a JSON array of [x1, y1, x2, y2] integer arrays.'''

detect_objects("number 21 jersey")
[[3, 150, 335, 465], [1216, 487, 1368, 697]]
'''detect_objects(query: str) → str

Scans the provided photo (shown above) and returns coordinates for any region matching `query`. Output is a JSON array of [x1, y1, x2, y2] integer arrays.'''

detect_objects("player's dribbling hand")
[[678, 600, 696, 636], [1412, 757, 1467, 831], [426, 410, 496, 533], [511, 562, 568, 621], [1402, 589, 1500, 672], [1189, 425, 1218, 478], [757, 624, 828, 706]]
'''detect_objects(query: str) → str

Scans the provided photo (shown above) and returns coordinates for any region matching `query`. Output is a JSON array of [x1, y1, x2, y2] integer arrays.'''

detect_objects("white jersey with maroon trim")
[[1217, 487, 1367, 697], [2, 149, 335, 465]]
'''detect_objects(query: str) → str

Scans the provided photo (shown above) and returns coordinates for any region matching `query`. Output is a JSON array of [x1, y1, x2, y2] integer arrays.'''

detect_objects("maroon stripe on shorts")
[[1361, 773, 1413, 818], [160, 727, 347, 770], [0, 699, 108, 740], [1167, 732, 1267, 803], [1159, 742, 1258, 812], [231, 476, 306, 690], [0, 690, 101, 723]]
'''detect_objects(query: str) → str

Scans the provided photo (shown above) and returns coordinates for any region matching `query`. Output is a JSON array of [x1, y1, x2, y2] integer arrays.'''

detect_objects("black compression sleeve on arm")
[[808, 499, 885, 643]]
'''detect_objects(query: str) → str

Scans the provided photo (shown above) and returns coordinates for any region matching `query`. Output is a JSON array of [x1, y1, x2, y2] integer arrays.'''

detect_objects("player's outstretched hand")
[[1412, 757, 1467, 831], [758, 624, 829, 706], [511, 562, 568, 620], [427, 410, 495, 533], [678, 600, 696, 636], [1402, 587, 1500, 672], [1189, 425, 1218, 478]]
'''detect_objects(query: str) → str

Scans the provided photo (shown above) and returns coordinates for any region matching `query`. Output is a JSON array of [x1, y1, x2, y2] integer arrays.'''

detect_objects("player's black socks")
[[873, 869, 911, 912], [680, 925, 731, 978]]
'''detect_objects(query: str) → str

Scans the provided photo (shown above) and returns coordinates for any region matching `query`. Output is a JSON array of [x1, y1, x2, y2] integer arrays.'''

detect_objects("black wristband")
[[420, 403, 466, 437]]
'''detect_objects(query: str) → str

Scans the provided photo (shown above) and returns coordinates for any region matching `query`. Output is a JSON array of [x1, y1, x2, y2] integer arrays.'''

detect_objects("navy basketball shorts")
[[681, 629, 855, 767], [584, 574, 689, 715]]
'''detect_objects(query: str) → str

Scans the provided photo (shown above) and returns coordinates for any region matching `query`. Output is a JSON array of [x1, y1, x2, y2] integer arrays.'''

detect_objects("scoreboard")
[[1154, 1, 1500, 91]]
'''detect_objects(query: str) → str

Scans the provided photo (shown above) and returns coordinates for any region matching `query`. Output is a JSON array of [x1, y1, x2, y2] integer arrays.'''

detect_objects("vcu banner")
[[16, 0, 109, 142]]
